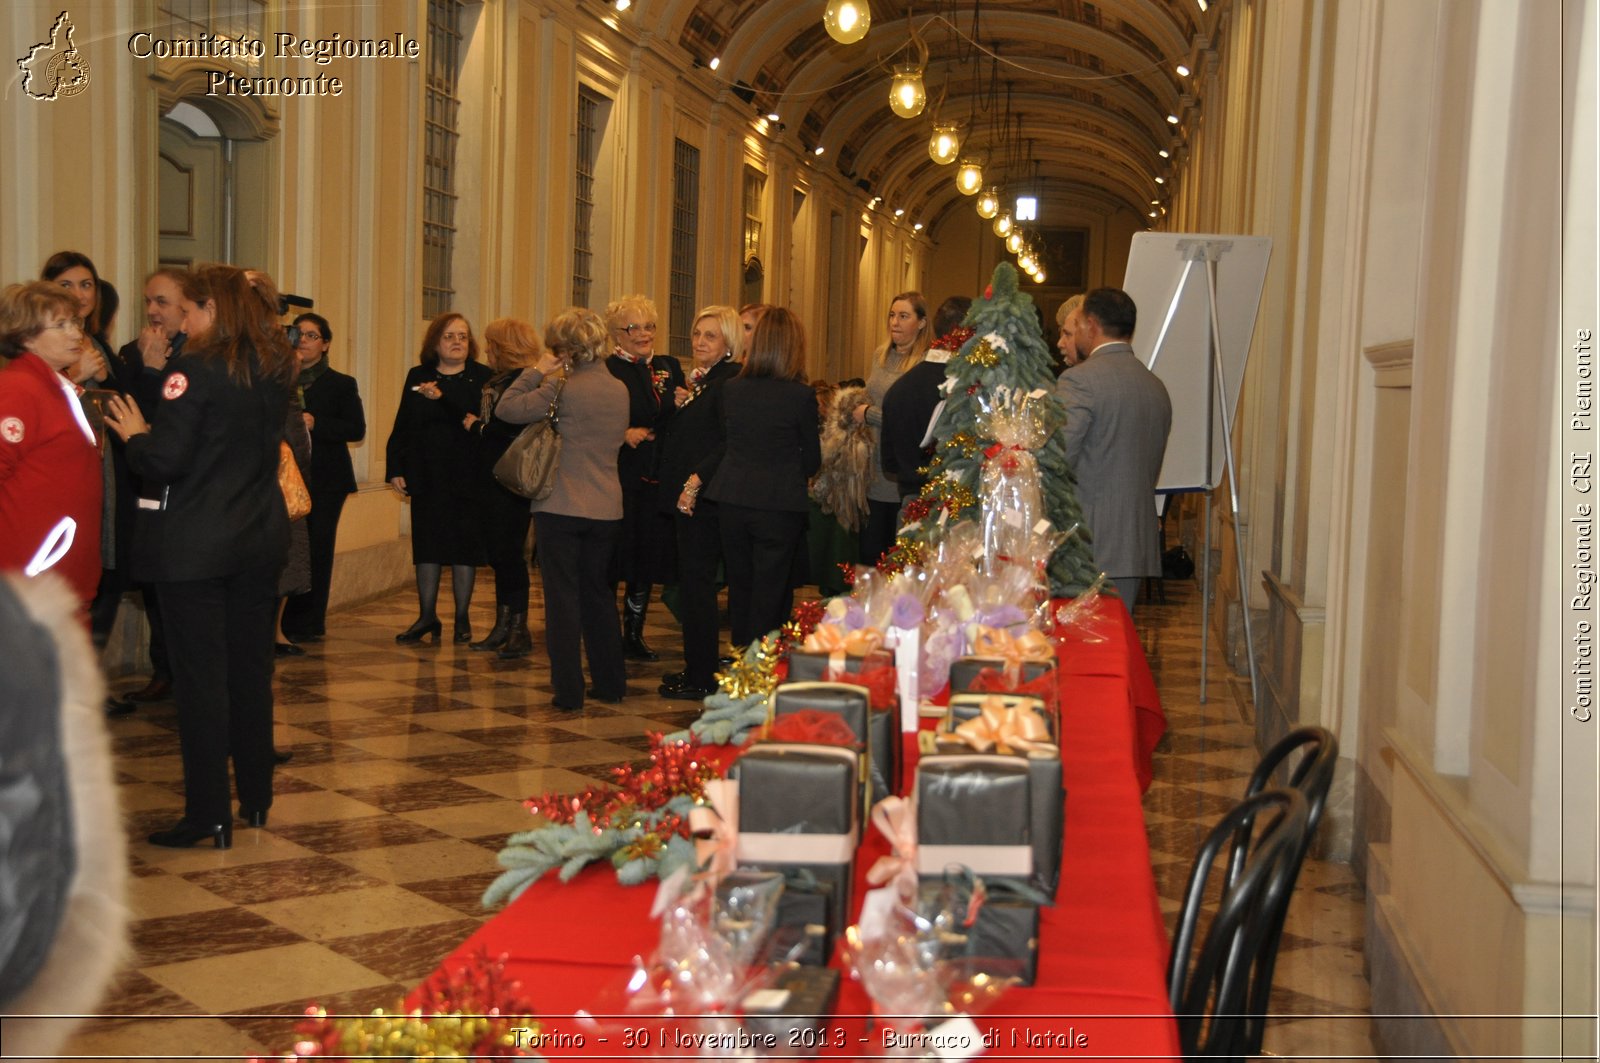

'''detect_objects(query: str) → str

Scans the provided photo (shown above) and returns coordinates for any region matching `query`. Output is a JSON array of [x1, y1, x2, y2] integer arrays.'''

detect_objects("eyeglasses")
[[621, 323, 657, 335], [298, 331, 328, 343]]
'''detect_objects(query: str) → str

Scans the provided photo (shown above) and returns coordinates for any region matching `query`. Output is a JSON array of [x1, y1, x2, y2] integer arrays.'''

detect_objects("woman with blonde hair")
[[460, 317, 542, 658], [703, 307, 821, 647], [853, 290, 929, 565], [496, 308, 629, 710], [655, 304, 742, 699], [605, 294, 684, 661]]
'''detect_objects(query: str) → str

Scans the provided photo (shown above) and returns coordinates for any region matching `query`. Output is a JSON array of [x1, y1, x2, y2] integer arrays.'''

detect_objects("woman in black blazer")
[[282, 312, 365, 643], [655, 305, 743, 699], [104, 265, 295, 848], [386, 313, 491, 643], [702, 307, 821, 648]]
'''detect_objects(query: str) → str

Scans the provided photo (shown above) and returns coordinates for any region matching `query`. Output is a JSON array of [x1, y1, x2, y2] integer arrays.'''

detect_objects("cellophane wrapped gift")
[[974, 387, 1056, 575], [772, 681, 893, 806], [915, 873, 1041, 986], [732, 742, 860, 962], [740, 964, 842, 1053]]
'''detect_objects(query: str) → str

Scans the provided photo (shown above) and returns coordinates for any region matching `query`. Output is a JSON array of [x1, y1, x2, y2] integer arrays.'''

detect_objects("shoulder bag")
[[493, 378, 565, 500], [278, 441, 312, 520]]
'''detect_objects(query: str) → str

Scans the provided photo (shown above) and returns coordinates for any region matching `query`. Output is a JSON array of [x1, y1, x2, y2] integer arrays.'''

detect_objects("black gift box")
[[712, 870, 787, 967], [770, 875, 834, 966], [732, 743, 859, 954], [742, 965, 842, 1052], [948, 655, 1055, 694], [916, 879, 1040, 986], [914, 753, 1033, 880], [786, 646, 895, 682], [930, 725, 1065, 900], [772, 681, 896, 805]]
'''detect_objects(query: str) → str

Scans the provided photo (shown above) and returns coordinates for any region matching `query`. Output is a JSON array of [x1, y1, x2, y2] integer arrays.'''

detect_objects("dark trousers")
[[158, 561, 278, 824], [675, 501, 722, 685], [614, 480, 671, 589], [284, 488, 347, 637], [482, 486, 532, 612], [720, 503, 807, 648], [858, 498, 903, 567], [536, 512, 625, 707], [143, 583, 170, 680]]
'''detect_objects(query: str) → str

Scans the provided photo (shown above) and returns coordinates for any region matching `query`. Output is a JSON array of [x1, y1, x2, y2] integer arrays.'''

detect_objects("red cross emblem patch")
[[163, 373, 189, 400]]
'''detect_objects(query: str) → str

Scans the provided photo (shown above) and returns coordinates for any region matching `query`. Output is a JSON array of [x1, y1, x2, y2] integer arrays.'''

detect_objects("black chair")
[[1167, 788, 1308, 1060], [1225, 726, 1338, 1056]]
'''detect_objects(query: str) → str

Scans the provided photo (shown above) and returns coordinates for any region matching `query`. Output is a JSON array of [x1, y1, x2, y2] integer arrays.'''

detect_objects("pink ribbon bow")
[[951, 697, 1055, 756], [865, 796, 919, 900], [970, 625, 1055, 683], [688, 779, 739, 883]]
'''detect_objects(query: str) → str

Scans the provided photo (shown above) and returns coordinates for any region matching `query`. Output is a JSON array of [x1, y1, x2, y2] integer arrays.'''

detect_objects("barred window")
[[669, 139, 701, 360], [742, 166, 765, 263], [159, 0, 265, 43], [422, 0, 463, 319], [573, 87, 606, 308]]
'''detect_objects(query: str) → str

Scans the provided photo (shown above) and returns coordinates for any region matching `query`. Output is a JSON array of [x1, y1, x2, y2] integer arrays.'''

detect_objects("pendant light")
[[929, 123, 962, 165], [976, 185, 1000, 218], [824, 0, 870, 44]]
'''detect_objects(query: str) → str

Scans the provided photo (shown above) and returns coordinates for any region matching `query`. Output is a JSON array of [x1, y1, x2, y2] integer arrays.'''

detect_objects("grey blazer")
[[1055, 342, 1173, 579], [495, 360, 629, 521]]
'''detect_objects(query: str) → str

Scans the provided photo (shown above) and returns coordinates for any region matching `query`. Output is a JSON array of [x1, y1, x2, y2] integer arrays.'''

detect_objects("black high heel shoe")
[[453, 615, 472, 643], [239, 806, 269, 828], [395, 618, 442, 644], [148, 820, 232, 849]]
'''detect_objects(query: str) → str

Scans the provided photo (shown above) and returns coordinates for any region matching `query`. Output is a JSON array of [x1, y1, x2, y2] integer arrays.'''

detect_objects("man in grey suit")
[[1057, 287, 1172, 613]]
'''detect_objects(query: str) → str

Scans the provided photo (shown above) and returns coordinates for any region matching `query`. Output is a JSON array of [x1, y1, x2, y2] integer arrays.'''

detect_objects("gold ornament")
[[715, 635, 783, 700], [965, 338, 1000, 368]]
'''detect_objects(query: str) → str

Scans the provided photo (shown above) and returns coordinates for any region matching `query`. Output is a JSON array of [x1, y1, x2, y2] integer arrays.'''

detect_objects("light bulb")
[[928, 124, 961, 165], [823, 0, 871, 44], [1006, 230, 1023, 254], [955, 157, 983, 195], [1034, 267, 1047, 283], [1018, 250, 1035, 272], [993, 210, 1012, 238], [889, 64, 926, 118], [976, 186, 1000, 219]]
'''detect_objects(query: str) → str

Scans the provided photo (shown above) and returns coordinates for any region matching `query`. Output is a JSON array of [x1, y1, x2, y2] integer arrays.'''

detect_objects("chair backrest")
[[1227, 727, 1339, 1056], [1167, 788, 1308, 1061]]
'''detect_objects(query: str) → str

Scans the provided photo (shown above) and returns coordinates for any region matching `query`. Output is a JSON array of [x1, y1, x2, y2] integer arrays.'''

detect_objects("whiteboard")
[[1121, 233, 1272, 492]]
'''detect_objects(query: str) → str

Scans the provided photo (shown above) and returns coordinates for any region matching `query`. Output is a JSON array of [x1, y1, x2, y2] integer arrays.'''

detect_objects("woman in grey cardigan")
[[495, 308, 630, 710]]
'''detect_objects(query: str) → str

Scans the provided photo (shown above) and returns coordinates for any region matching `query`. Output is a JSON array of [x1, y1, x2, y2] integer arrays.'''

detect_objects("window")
[[669, 139, 701, 359], [422, 0, 463, 318], [159, 0, 265, 44], [573, 87, 606, 307], [742, 166, 765, 263], [1015, 195, 1038, 221]]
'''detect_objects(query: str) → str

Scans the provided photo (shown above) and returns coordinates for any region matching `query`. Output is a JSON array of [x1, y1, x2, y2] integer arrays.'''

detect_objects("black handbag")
[[492, 379, 564, 500]]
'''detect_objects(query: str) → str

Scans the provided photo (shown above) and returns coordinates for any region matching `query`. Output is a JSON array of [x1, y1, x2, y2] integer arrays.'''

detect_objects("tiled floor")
[[47, 569, 1373, 1059]]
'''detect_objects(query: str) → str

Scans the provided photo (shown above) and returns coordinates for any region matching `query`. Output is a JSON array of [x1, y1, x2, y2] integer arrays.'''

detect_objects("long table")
[[416, 599, 1177, 1061]]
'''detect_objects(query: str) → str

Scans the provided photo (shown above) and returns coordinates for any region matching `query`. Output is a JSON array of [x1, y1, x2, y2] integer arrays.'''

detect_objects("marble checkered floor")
[[52, 569, 1374, 1060]]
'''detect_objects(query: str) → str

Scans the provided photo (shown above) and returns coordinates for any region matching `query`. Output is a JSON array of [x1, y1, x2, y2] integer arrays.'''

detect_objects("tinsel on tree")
[[896, 262, 1101, 596]]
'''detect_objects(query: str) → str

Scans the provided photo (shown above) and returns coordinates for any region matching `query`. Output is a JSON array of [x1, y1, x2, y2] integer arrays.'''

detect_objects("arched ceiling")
[[652, 1, 1207, 228]]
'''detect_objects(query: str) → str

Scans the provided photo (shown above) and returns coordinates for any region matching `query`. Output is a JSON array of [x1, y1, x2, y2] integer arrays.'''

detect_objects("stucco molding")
[[1363, 339, 1414, 389]]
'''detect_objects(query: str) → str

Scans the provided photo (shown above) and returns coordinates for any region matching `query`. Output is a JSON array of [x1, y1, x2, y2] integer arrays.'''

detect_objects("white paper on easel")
[[889, 625, 921, 733]]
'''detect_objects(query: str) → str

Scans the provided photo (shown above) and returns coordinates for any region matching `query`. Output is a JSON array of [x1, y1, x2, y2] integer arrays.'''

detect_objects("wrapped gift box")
[[786, 647, 896, 686], [771, 681, 894, 805], [916, 879, 1040, 986], [712, 869, 786, 967], [732, 742, 859, 954], [948, 654, 1058, 715], [947, 690, 1057, 741], [913, 753, 1032, 880], [932, 712, 1065, 900], [742, 965, 842, 1051]]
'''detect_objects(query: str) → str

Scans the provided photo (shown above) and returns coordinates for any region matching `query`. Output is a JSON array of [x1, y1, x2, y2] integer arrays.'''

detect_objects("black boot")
[[454, 612, 472, 643], [497, 613, 533, 659], [471, 605, 513, 651], [622, 591, 659, 661]]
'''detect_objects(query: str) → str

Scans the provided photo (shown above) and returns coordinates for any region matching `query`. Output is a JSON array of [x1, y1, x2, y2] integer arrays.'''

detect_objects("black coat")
[[298, 362, 365, 497], [124, 349, 290, 583], [606, 353, 685, 487], [385, 361, 492, 563], [655, 358, 740, 512], [880, 357, 949, 498], [704, 376, 822, 513]]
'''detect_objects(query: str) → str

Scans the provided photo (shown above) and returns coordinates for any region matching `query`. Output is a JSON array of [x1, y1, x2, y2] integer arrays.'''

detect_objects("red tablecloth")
[[417, 598, 1175, 1061]]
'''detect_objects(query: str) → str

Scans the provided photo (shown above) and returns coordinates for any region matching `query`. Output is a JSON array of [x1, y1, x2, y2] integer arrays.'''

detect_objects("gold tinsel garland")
[[713, 633, 785, 700]]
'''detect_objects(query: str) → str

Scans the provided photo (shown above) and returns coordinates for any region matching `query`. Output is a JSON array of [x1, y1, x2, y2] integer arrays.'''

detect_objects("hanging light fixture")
[[992, 209, 1012, 237], [890, 64, 927, 118], [1034, 265, 1047, 283], [928, 123, 962, 165], [1006, 228, 1024, 254], [976, 185, 1000, 218], [823, 0, 870, 44], [955, 156, 984, 195]]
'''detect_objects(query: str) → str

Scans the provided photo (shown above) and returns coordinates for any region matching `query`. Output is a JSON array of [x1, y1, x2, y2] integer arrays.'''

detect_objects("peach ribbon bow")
[[970, 625, 1055, 667], [951, 696, 1056, 756], [864, 796, 919, 899], [688, 779, 739, 882]]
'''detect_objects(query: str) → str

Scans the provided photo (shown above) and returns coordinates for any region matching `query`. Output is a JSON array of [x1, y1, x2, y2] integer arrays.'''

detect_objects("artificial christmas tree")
[[896, 262, 1102, 596]]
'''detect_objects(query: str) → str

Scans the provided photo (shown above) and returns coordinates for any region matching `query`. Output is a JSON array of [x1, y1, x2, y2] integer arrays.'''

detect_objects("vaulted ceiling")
[[640, 1, 1208, 228]]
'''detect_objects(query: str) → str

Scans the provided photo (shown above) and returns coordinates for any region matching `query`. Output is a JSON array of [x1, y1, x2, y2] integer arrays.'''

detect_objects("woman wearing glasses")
[[604, 295, 684, 662], [853, 291, 930, 566], [385, 312, 491, 643]]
